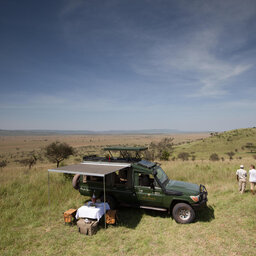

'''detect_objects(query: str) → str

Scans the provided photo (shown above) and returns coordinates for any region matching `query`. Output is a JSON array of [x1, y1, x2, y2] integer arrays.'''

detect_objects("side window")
[[114, 168, 130, 186]]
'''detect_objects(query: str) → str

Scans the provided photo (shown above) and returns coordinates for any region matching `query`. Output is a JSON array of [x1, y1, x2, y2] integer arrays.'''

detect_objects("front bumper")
[[193, 184, 208, 209]]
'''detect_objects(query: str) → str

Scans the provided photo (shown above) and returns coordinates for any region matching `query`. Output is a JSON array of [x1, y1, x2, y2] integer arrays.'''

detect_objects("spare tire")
[[72, 174, 80, 190]]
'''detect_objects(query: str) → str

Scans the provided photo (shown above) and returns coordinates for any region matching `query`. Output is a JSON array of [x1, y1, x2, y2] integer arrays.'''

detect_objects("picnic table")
[[75, 201, 110, 221]]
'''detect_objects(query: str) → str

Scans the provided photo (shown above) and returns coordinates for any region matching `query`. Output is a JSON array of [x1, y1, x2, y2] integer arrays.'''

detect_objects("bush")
[[178, 152, 190, 161], [209, 153, 220, 161], [226, 151, 235, 160], [19, 155, 37, 169], [160, 150, 170, 161], [0, 160, 7, 168], [146, 137, 174, 161]]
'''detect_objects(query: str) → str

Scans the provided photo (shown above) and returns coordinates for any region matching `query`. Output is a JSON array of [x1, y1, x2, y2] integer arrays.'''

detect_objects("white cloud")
[[130, 26, 253, 98]]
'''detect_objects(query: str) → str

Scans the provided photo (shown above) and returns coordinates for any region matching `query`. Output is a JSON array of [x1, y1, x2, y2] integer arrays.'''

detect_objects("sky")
[[0, 0, 256, 132]]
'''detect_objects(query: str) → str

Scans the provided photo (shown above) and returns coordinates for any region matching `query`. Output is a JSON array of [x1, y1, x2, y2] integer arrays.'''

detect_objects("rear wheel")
[[100, 195, 117, 209], [172, 203, 195, 224]]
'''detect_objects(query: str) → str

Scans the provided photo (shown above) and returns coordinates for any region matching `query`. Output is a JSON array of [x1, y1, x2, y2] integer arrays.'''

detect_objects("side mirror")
[[153, 170, 157, 176]]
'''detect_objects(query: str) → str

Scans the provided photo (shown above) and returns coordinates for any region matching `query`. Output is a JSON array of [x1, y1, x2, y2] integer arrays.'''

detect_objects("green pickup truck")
[[72, 147, 208, 224]]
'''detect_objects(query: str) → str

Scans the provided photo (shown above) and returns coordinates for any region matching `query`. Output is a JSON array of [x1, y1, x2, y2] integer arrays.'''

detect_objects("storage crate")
[[106, 210, 117, 224], [77, 219, 99, 236], [63, 208, 77, 224]]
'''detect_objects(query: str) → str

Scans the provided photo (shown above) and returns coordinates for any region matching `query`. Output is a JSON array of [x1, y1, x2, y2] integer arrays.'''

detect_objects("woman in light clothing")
[[249, 165, 256, 195]]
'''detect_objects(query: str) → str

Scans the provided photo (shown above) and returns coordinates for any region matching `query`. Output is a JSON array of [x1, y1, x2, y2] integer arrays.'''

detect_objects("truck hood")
[[166, 180, 200, 195]]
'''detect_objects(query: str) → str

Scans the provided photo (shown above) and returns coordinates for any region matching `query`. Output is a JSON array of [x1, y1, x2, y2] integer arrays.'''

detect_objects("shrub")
[[144, 150, 155, 161], [19, 155, 37, 169], [178, 152, 190, 161], [209, 153, 220, 161], [0, 160, 7, 168], [146, 137, 174, 161], [226, 151, 235, 160], [245, 142, 256, 153], [160, 150, 170, 161]]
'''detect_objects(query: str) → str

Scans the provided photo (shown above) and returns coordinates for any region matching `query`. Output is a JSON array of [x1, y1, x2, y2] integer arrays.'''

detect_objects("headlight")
[[190, 195, 200, 202]]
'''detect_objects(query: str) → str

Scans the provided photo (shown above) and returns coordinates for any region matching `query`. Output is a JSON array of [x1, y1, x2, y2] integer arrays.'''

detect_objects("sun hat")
[[240, 165, 244, 168]]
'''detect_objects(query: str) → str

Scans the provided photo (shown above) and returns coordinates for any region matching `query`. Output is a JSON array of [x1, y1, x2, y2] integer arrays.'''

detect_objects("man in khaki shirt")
[[236, 165, 247, 194]]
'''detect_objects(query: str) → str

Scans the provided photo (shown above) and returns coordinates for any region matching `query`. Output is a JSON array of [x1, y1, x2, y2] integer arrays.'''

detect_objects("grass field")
[[1, 129, 256, 255]]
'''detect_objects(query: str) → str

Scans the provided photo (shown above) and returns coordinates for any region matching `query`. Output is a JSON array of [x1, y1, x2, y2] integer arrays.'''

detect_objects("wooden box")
[[77, 219, 98, 236], [64, 208, 77, 224], [106, 210, 117, 225]]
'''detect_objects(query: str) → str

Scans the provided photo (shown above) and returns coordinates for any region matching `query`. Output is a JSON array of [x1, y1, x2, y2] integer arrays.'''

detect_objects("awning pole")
[[104, 175, 106, 229], [48, 171, 50, 224]]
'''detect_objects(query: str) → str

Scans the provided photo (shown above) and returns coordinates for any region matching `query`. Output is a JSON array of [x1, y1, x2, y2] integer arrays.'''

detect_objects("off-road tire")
[[72, 174, 80, 190], [172, 203, 195, 224]]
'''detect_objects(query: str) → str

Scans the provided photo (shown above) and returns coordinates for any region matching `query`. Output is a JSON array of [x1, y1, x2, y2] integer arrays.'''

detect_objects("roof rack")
[[103, 146, 148, 152], [103, 146, 148, 162]]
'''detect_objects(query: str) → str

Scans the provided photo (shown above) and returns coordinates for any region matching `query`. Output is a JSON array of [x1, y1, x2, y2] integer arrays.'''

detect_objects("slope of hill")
[[173, 127, 256, 160]]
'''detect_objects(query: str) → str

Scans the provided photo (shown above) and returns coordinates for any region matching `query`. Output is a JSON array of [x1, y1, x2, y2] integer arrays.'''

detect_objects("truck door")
[[110, 168, 136, 204], [134, 172, 164, 207]]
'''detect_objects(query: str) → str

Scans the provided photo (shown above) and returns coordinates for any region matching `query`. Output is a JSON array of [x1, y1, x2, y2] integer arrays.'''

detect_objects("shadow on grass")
[[195, 205, 215, 222], [115, 207, 143, 229], [114, 206, 170, 229]]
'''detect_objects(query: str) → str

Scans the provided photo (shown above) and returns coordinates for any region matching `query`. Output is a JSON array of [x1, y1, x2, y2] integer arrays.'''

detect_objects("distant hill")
[[0, 129, 209, 136], [174, 127, 256, 160]]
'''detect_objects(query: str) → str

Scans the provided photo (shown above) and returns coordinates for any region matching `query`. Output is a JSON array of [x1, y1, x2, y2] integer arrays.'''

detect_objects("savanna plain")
[[0, 129, 256, 256]]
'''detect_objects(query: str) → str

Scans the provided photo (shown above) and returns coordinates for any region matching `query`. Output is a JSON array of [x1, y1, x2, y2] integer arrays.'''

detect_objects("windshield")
[[155, 166, 169, 185]]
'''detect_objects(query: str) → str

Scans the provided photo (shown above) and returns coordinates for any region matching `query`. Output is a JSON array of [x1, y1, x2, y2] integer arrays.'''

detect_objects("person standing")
[[236, 165, 247, 194], [249, 165, 256, 195]]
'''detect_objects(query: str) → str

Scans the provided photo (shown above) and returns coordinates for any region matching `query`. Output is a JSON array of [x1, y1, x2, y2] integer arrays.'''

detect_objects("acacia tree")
[[19, 155, 37, 169], [146, 137, 174, 161], [45, 142, 74, 167], [226, 151, 235, 160]]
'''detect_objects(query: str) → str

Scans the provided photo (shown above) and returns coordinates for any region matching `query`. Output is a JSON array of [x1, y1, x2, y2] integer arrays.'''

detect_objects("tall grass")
[[1, 159, 255, 256]]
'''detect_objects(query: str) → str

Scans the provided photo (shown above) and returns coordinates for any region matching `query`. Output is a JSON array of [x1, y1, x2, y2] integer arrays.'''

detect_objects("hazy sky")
[[0, 0, 256, 131]]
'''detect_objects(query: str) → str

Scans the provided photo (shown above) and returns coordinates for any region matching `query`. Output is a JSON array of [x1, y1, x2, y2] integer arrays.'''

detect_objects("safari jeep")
[[72, 147, 208, 224]]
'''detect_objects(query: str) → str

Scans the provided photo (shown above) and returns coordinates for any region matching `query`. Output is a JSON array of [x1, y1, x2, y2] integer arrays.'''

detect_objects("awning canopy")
[[48, 161, 131, 177]]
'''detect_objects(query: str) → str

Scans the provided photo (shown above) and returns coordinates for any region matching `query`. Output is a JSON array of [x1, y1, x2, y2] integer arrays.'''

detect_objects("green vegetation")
[[1, 128, 256, 255], [45, 141, 75, 167], [173, 128, 256, 160], [1, 160, 255, 256], [209, 153, 220, 161]]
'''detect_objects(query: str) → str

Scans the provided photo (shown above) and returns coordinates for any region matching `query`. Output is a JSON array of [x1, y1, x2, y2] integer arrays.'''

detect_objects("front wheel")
[[172, 203, 195, 224]]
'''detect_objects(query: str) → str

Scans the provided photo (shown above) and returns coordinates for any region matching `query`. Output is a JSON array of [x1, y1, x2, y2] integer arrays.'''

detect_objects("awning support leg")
[[104, 175, 106, 229], [48, 171, 50, 224]]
